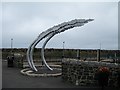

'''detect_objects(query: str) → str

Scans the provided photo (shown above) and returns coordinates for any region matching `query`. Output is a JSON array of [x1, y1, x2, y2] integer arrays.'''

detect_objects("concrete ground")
[[2, 60, 118, 90]]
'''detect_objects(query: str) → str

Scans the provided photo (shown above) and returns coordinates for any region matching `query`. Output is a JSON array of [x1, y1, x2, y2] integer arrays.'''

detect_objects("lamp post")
[[11, 38, 13, 54], [11, 38, 13, 49]]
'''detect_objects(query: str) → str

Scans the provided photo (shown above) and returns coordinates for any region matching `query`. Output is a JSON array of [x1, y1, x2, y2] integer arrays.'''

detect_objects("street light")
[[11, 38, 13, 49], [11, 38, 13, 54]]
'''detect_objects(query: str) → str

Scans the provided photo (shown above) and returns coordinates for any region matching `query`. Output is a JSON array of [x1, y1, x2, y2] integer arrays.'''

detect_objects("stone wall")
[[62, 59, 120, 87], [13, 53, 23, 68]]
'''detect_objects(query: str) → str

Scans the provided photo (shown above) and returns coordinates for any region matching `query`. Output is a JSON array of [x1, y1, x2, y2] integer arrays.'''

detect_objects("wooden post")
[[114, 52, 117, 63], [97, 49, 100, 62]]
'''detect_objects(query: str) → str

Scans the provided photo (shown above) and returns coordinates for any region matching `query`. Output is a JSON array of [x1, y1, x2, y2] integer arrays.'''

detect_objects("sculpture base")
[[21, 65, 61, 77]]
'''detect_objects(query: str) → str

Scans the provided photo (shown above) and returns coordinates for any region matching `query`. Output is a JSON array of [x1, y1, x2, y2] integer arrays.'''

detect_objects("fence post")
[[97, 49, 100, 62]]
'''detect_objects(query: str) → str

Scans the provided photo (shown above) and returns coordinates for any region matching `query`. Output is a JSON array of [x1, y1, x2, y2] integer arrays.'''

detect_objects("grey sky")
[[2, 2, 118, 50]]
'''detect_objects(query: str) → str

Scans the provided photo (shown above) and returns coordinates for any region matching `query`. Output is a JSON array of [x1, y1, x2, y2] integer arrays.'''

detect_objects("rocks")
[[62, 59, 120, 87]]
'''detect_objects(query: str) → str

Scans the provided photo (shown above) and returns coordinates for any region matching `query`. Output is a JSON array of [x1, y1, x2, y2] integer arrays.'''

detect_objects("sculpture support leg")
[[28, 38, 44, 71], [41, 33, 54, 71], [27, 43, 38, 71], [27, 33, 54, 71], [27, 48, 33, 69]]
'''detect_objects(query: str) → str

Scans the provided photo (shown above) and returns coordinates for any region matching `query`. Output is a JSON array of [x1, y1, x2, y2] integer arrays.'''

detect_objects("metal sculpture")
[[27, 19, 94, 71]]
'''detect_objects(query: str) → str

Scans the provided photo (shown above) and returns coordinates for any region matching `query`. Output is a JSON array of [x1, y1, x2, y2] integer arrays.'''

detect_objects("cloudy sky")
[[2, 2, 118, 50]]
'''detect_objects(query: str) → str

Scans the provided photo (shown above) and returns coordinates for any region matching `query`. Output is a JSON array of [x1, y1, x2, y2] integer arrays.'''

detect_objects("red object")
[[99, 67, 109, 73]]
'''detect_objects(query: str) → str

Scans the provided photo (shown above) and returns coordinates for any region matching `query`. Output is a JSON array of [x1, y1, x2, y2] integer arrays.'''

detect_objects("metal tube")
[[27, 33, 45, 71], [27, 43, 38, 71], [41, 33, 54, 71]]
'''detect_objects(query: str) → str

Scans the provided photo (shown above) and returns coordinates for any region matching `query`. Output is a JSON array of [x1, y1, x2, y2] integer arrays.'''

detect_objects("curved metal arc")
[[27, 48, 33, 69], [27, 32, 46, 71], [30, 38, 45, 71], [41, 33, 55, 71], [27, 40, 38, 71], [27, 19, 94, 72], [31, 38, 45, 70], [27, 32, 54, 71]]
